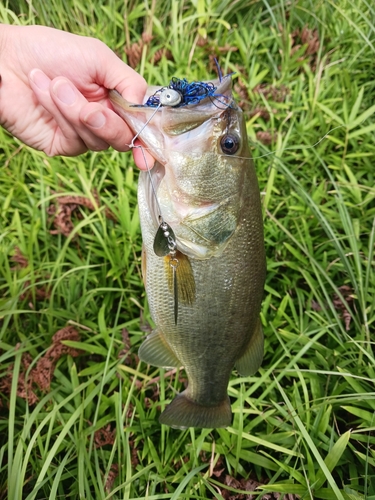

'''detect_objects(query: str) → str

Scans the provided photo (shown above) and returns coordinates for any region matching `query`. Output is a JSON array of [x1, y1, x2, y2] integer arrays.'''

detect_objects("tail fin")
[[159, 391, 232, 429]]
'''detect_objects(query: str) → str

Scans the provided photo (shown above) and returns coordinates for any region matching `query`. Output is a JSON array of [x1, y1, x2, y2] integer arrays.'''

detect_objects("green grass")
[[1, 0, 375, 498]]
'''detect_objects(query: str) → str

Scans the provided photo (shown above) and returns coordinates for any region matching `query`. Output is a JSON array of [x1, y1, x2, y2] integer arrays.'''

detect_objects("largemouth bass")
[[110, 74, 266, 429]]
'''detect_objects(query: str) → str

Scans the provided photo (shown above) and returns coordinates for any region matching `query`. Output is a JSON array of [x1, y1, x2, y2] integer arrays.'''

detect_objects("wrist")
[[0, 25, 5, 125], [0, 24, 14, 127]]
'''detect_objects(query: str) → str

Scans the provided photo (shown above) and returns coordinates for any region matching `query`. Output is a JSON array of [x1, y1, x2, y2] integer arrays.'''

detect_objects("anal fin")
[[138, 329, 181, 368], [235, 318, 264, 376]]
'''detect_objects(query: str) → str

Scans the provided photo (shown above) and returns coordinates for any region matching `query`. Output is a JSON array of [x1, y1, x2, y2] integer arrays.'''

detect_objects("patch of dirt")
[[102, 440, 139, 493], [234, 79, 289, 118], [130, 439, 139, 467], [253, 84, 289, 103], [125, 38, 144, 69], [105, 464, 119, 493], [0, 326, 82, 405], [47, 191, 116, 238], [151, 48, 174, 65], [10, 247, 51, 304], [333, 285, 354, 331], [256, 131, 278, 145], [94, 424, 116, 448], [311, 285, 354, 331], [118, 328, 139, 367], [195, 36, 238, 74], [279, 23, 322, 71], [211, 457, 299, 500], [125, 32, 174, 68], [291, 25, 321, 70], [233, 76, 291, 145], [10, 246, 28, 269], [19, 279, 50, 302]]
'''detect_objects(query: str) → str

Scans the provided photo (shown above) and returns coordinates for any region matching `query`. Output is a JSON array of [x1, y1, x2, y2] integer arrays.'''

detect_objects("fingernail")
[[30, 69, 50, 91], [84, 110, 106, 128], [53, 81, 76, 105]]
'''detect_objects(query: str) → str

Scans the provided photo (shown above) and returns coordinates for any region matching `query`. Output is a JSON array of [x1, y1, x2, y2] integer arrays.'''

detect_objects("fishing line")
[[127, 88, 182, 223], [131, 125, 164, 219], [248, 124, 347, 161], [128, 103, 161, 148], [126, 88, 177, 219], [125, 123, 347, 163], [125, 73, 347, 159], [127, 88, 181, 324]]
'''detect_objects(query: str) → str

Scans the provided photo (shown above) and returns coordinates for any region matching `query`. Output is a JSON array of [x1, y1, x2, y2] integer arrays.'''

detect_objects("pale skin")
[[0, 24, 153, 169]]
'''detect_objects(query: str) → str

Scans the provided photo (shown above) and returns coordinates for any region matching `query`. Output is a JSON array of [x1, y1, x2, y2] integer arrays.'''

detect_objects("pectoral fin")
[[138, 329, 182, 368], [235, 319, 264, 376]]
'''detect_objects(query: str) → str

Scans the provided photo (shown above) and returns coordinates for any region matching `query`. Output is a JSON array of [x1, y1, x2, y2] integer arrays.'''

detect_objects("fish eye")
[[220, 134, 240, 155], [159, 88, 182, 106]]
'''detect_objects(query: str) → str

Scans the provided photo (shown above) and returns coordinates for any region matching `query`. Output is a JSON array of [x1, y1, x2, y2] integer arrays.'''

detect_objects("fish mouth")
[[108, 75, 235, 162]]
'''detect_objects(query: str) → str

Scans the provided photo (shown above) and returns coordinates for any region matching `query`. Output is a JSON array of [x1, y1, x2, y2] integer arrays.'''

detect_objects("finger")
[[50, 77, 110, 152], [132, 139, 156, 171], [79, 101, 139, 153], [29, 69, 87, 156], [52, 77, 139, 153], [93, 43, 147, 104]]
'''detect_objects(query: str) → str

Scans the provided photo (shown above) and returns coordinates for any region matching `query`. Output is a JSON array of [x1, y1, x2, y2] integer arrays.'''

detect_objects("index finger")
[[93, 42, 147, 104]]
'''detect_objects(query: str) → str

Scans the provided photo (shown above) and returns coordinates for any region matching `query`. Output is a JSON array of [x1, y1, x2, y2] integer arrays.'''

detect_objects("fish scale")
[[110, 74, 266, 428]]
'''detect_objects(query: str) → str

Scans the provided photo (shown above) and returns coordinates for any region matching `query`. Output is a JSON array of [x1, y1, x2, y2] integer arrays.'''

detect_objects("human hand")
[[0, 24, 153, 169]]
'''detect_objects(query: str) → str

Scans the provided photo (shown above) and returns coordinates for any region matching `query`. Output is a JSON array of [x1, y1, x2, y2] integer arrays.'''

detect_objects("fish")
[[109, 74, 266, 429]]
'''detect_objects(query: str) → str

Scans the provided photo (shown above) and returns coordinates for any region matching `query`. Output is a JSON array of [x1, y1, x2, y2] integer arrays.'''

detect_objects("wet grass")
[[0, 0, 375, 498]]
